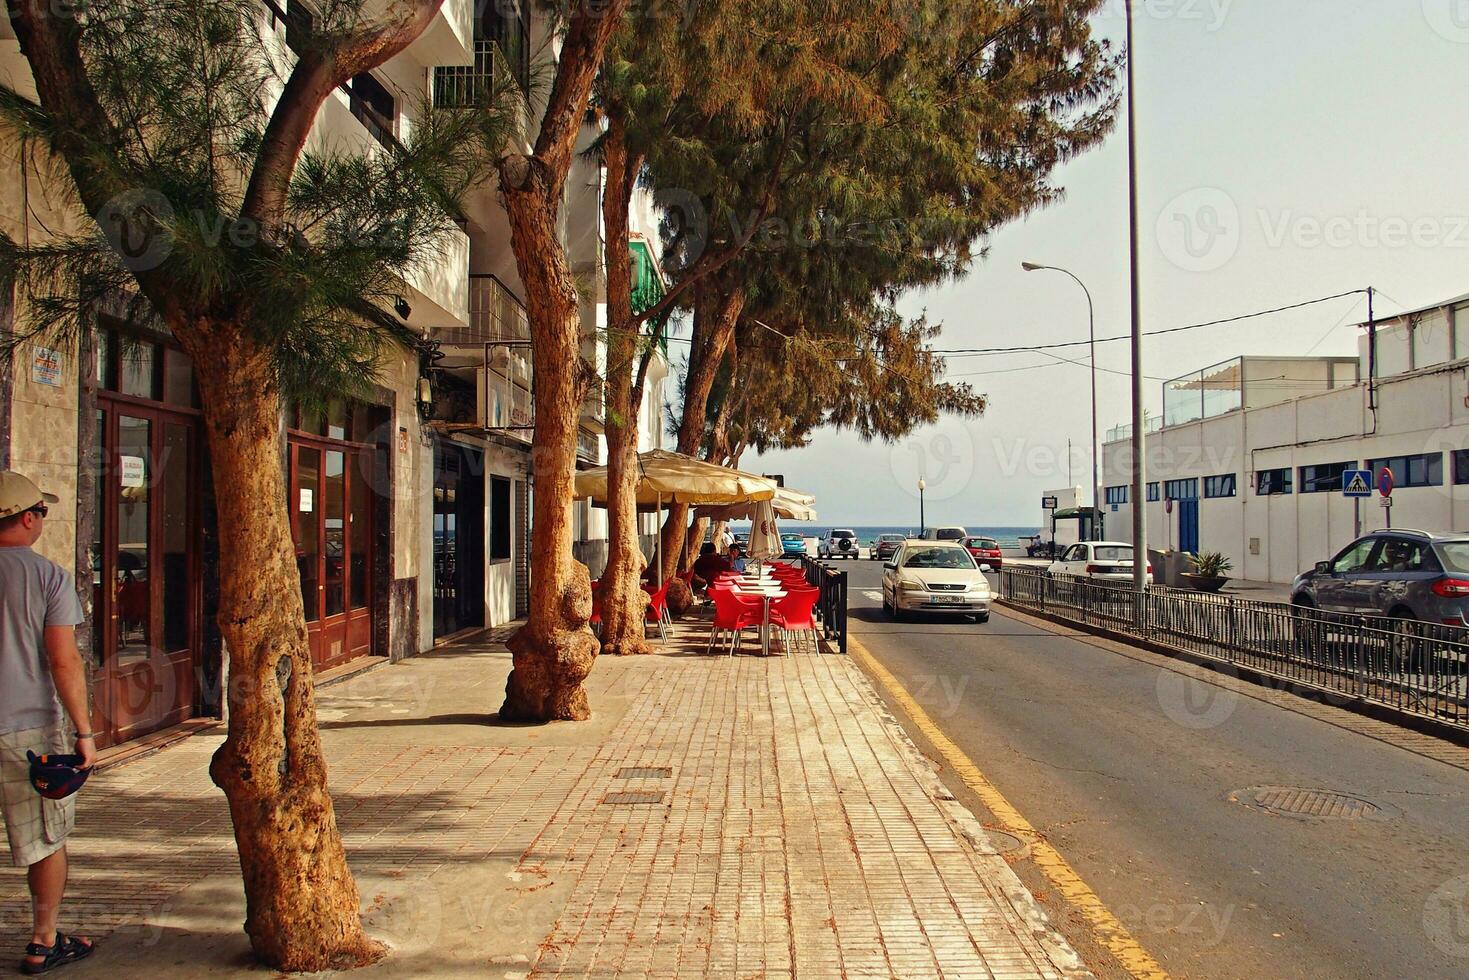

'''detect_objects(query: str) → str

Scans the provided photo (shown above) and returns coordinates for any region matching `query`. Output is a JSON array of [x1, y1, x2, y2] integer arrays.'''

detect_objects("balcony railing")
[[433, 40, 499, 108]]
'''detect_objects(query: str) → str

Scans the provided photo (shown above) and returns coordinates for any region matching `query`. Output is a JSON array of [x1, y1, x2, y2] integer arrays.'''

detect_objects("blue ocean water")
[[729, 523, 1040, 549]]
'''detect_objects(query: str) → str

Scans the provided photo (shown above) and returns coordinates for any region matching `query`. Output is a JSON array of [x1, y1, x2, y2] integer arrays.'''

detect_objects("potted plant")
[[1183, 551, 1233, 593]]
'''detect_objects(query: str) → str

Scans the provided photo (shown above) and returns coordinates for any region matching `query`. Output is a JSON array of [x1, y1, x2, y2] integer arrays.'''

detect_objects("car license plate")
[[934, 595, 964, 604]]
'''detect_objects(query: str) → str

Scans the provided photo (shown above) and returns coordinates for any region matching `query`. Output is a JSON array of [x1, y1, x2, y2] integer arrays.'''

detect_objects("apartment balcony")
[[428, 275, 534, 446]]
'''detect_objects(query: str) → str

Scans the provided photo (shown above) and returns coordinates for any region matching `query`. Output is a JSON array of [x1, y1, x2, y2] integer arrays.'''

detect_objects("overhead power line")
[[932, 289, 1370, 357]]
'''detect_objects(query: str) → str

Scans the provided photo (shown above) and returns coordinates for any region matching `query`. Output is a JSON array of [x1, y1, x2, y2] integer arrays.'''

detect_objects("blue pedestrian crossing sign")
[[1342, 469, 1373, 498]]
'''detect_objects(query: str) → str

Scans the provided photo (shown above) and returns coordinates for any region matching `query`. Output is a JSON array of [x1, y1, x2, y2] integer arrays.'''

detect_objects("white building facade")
[[1102, 294, 1469, 584]]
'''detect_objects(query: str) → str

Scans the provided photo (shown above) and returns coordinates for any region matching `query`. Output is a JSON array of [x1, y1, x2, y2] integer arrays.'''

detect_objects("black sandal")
[[21, 933, 94, 975]]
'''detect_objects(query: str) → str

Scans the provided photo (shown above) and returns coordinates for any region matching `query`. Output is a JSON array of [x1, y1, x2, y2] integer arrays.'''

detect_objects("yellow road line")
[[847, 634, 1170, 980]]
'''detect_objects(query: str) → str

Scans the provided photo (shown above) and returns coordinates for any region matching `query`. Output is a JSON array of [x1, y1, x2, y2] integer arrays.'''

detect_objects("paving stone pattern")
[[0, 621, 1086, 979]]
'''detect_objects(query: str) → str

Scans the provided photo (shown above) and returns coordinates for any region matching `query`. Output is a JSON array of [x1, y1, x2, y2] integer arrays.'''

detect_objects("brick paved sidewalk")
[[0, 616, 1088, 978]]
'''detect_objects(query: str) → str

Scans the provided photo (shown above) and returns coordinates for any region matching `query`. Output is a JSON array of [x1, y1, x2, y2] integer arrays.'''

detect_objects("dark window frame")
[[1203, 474, 1236, 498], [1300, 461, 1354, 494], [1455, 449, 1469, 486], [1367, 453, 1443, 489], [1165, 478, 1199, 501], [1256, 467, 1293, 496], [489, 475, 512, 562], [1105, 485, 1129, 505], [1146, 482, 1160, 502]]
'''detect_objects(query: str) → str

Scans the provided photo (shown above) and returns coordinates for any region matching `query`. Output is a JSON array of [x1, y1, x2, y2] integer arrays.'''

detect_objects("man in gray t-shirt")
[[0, 471, 96, 971]]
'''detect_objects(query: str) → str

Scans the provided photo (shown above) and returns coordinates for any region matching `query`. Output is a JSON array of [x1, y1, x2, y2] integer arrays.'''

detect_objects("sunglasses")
[[27, 504, 48, 518]]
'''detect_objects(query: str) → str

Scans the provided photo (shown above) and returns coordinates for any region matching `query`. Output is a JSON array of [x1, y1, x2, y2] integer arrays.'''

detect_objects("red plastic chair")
[[709, 588, 764, 656], [770, 589, 820, 656], [643, 580, 673, 641]]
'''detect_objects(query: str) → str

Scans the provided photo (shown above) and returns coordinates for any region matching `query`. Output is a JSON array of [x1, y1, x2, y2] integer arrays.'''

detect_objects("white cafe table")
[[730, 583, 786, 655]]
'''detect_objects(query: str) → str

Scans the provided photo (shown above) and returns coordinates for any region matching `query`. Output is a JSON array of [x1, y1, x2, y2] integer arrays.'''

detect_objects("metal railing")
[[1000, 567, 1469, 731], [800, 557, 848, 654]]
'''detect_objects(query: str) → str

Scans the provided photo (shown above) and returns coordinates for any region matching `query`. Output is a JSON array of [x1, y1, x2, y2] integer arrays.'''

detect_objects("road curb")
[[844, 632, 1171, 980]]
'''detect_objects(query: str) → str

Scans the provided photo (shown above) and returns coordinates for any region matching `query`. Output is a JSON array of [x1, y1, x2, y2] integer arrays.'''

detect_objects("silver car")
[[1290, 530, 1469, 627]]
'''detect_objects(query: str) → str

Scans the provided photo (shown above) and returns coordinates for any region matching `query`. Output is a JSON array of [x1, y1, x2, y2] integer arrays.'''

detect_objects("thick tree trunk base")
[[666, 579, 695, 617], [501, 561, 598, 721]]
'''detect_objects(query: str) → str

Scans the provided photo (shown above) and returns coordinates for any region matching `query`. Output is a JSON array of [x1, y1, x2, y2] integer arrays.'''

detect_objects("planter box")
[[1182, 573, 1230, 593]]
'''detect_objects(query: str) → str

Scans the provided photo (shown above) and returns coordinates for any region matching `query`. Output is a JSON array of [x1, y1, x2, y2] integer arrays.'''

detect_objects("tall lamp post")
[[1022, 262, 1100, 541], [917, 478, 926, 535], [1124, 0, 1148, 594]]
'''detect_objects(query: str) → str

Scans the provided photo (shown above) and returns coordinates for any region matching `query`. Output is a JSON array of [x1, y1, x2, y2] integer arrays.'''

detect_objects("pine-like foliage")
[[0, 0, 513, 400]]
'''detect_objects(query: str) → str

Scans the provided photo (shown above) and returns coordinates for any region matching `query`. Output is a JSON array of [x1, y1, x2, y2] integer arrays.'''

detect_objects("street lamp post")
[[1124, 0, 1148, 594], [917, 478, 926, 535], [1022, 262, 1100, 541]]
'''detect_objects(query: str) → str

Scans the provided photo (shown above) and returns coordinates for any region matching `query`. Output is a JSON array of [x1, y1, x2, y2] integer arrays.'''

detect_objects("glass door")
[[91, 403, 200, 747], [290, 440, 373, 669]]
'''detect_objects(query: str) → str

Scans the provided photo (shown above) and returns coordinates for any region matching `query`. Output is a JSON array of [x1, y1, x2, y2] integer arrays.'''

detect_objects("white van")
[[922, 526, 968, 543]]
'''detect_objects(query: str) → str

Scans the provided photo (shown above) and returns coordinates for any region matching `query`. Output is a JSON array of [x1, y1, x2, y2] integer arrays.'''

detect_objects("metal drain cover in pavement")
[[1229, 786, 1397, 821], [616, 767, 672, 779], [602, 791, 666, 806]]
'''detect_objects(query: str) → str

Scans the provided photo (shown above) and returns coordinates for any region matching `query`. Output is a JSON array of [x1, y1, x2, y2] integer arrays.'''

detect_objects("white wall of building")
[[1105, 311, 1469, 584]]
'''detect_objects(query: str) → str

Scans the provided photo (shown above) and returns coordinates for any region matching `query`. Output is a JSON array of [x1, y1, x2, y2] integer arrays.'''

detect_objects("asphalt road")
[[837, 556, 1469, 979]]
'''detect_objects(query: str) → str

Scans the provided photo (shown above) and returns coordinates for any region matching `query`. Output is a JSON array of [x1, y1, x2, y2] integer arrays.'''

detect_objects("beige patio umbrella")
[[695, 485, 818, 523], [745, 499, 782, 562], [574, 450, 779, 582]]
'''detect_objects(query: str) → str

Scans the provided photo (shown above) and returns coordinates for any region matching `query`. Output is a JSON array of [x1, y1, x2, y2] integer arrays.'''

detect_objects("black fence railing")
[[1000, 567, 1469, 732], [800, 557, 848, 654]]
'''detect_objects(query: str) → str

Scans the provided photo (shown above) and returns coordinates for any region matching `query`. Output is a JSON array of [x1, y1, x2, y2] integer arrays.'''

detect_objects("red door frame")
[[287, 435, 374, 671], [90, 397, 203, 749]]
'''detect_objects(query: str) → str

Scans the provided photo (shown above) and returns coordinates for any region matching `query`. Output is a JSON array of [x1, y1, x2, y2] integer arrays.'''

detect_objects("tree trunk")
[[658, 279, 744, 578], [191, 331, 381, 973], [498, 156, 599, 720], [684, 516, 709, 571], [597, 118, 653, 657]]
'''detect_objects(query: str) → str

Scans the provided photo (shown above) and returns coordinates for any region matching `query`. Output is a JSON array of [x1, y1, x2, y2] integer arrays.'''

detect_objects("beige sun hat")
[[0, 471, 59, 519]]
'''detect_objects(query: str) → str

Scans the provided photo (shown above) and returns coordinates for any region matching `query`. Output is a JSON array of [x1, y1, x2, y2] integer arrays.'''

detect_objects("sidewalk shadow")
[[319, 712, 545, 731]]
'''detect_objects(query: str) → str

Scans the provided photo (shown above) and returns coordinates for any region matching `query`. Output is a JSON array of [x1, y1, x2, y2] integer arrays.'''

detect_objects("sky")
[[741, 0, 1469, 529]]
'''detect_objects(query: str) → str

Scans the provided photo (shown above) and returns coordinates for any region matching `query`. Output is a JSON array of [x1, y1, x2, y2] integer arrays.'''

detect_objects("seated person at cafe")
[[691, 542, 732, 589], [728, 544, 748, 573]]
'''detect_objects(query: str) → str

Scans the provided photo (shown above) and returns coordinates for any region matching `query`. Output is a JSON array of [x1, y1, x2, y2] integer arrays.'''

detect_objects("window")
[[1204, 474, 1237, 498], [1092, 545, 1134, 562], [1105, 486, 1129, 505], [347, 72, 395, 148], [1256, 468, 1293, 495], [1165, 478, 1199, 501], [1300, 461, 1353, 494], [1367, 453, 1443, 489], [1331, 538, 1377, 574], [490, 476, 512, 561], [1368, 538, 1436, 573], [1456, 449, 1469, 486], [489, 1, 531, 95], [1147, 483, 1160, 502]]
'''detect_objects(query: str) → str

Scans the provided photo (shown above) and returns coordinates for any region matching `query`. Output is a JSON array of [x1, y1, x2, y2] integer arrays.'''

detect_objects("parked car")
[[963, 536, 1003, 570], [1290, 530, 1469, 627], [871, 533, 906, 562], [922, 526, 968, 543], [781, 532, 808, 557], [1047, 541, 1154, 586], [818, 528, 861, 559], [881, 540, 991, 622]]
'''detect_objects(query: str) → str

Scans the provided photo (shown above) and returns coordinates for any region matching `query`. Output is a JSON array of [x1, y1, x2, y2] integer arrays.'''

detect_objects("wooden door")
[[91, 404, 200, 747], [290, 441, 373, 670]]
